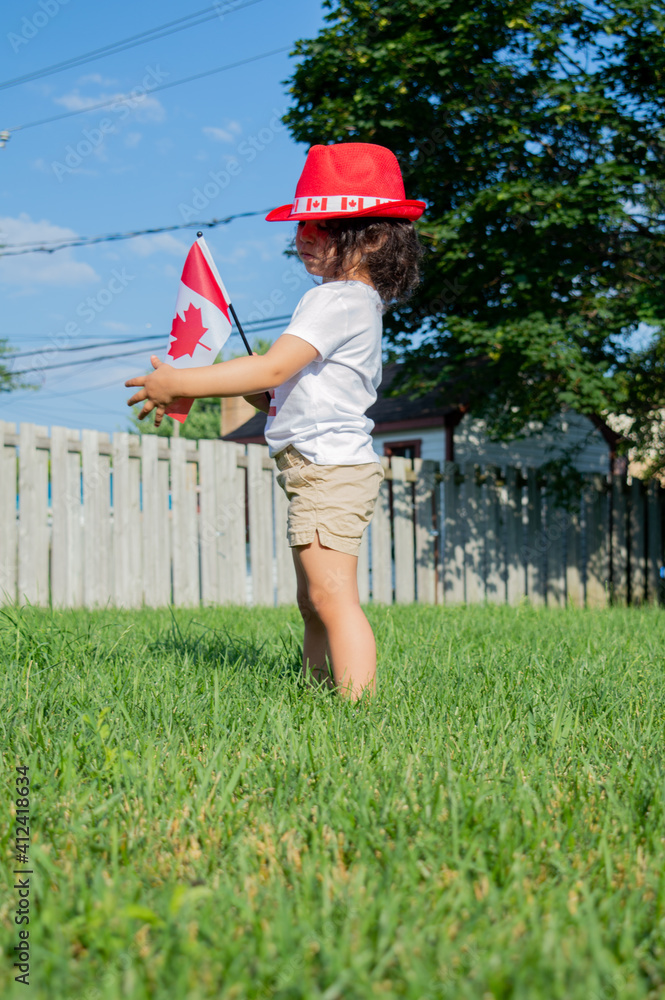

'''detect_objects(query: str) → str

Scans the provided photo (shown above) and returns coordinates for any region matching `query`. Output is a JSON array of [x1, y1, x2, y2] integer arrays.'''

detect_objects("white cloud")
[[53, 91, 109, 111], [124, 132, 142, 148], [54, 89, 166, 123], [76, 73, 119, 87], [33, 156, 100, 177], [130, 233, 190, 258], [0, 214, 99, 289], [203, 121, 242, 144], [216, 237, 283, 265], [101, 320, 130, 331]]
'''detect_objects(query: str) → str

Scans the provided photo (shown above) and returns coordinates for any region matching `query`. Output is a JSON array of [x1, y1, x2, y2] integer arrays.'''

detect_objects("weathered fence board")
[[464, 464, 484, 604], [198, 438, 220, 605], [82, 429, 112, 608], [141, 435, 160, 607], [612, 475, 629, 605], [18, 423, 49, 605], [247, 443, 274, 606], [629, 479, 647, 605], [371, 460, 392, 604], [392, 456, 415, 604], [198, 439, 214, 604], [111, 432, 142, 609], [586, 475, 609, 608], [505, 467, 524, 605], [485, 469, 503, 604], [545, 491, 566, 608], [171, 437, 199, 607], [217, 441, 247, 605], [414, 458, 437, 604], [647, 481, 663, 606], [200, 439, 231, 604], [565, 490, 583, 608], [525, 469, 545, 606], [0, 421, 17, 603], [434, 476, 444, 606], [51, 426, 82, 608], [443, 463, 465, 605], [158, 451, 172, 603]]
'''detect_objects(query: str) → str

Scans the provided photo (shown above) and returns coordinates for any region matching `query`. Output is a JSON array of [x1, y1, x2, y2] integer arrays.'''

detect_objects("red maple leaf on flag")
[[167, 303, 212, 360]]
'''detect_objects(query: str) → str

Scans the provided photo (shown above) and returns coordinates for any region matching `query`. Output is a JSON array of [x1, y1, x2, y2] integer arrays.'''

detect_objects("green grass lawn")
[[1, 602, 664, 999]]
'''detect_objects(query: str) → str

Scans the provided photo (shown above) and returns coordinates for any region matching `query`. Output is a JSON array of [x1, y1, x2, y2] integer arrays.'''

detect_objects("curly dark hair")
[[297, 218, 424, 305]]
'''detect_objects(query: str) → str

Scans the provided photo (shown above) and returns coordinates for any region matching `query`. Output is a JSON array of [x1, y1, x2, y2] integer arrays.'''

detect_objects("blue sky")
[[0, 0, 327, 433]]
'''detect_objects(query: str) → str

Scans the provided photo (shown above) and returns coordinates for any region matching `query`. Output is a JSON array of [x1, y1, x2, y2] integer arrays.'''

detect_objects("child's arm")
[[126, 334, 318, 427], [244, 352, 272, 413]]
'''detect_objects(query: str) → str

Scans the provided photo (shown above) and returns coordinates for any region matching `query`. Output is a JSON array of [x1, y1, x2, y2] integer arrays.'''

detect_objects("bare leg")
[[294, 532, 376, 700], [292, 547, 334, 689]]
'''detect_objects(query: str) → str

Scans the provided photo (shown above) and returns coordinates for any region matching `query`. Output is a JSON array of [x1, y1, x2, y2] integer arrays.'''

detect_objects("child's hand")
[[125, 356, 180, 428]]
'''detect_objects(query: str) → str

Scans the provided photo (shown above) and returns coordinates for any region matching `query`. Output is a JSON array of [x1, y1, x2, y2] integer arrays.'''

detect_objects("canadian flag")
[[165, 236, 233, 423]]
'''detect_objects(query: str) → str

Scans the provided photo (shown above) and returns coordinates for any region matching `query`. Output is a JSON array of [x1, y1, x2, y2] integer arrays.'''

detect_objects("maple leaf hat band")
[[265, 143, 426, 222]]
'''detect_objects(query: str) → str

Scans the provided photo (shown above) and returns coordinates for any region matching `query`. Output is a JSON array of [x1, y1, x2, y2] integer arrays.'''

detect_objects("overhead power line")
[[8, 320, 291, 376], [0, 0, 268, 92], [6, 45, 291, 133], [7, 333, 164, 361], [13, 342, 179, 375], [0, 209, 274, 257], [5, 316, 292, 361]]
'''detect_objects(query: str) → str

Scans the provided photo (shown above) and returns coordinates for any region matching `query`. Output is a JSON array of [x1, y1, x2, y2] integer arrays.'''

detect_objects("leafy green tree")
[[129, 396, 221, 440], [129, 337, 273, 438], [284, 0, 665, 472], [0, 341, 15, 392], [0, 339, 38, 393]]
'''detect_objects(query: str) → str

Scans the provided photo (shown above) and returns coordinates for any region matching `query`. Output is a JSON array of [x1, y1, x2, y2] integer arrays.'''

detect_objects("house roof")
[[222, 362, 454, 444]]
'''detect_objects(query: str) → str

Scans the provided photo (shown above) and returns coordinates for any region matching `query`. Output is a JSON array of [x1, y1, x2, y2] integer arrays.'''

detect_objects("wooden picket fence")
[[1, 422, 663, 609], [0, 422, 441, 608]]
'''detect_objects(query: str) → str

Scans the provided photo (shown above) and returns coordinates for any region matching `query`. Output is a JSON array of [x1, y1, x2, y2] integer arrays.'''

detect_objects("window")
[[383, 439, 421, 461]]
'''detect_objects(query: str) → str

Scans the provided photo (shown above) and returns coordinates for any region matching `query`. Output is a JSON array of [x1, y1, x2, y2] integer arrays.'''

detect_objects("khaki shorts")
[[275, 445, 385, 556]]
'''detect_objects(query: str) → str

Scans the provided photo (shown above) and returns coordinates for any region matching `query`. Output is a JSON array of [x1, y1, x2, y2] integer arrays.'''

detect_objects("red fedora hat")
[[265, 143, 426, 222]]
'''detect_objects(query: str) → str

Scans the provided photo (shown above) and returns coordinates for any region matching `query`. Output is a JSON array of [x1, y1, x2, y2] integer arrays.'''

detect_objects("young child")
[[126, 142, 425, 700]]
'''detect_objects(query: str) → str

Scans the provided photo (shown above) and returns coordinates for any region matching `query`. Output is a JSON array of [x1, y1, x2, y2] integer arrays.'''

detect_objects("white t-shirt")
[[264, 280, 383, 465]]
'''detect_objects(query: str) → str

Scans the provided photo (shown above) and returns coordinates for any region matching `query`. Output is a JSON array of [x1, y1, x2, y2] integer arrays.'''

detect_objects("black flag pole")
[[228, 301, 254, 357], [197, 232, 271, 408]]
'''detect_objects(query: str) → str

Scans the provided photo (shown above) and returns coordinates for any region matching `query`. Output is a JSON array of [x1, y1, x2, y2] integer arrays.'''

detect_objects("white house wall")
[[371, 412, 609, 473], [455, 411, 608, 473], [372, 426, 445, 465]]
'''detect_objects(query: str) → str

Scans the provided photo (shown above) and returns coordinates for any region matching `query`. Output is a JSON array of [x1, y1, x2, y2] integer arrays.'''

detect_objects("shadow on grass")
[[145, 610, 304, 683]]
